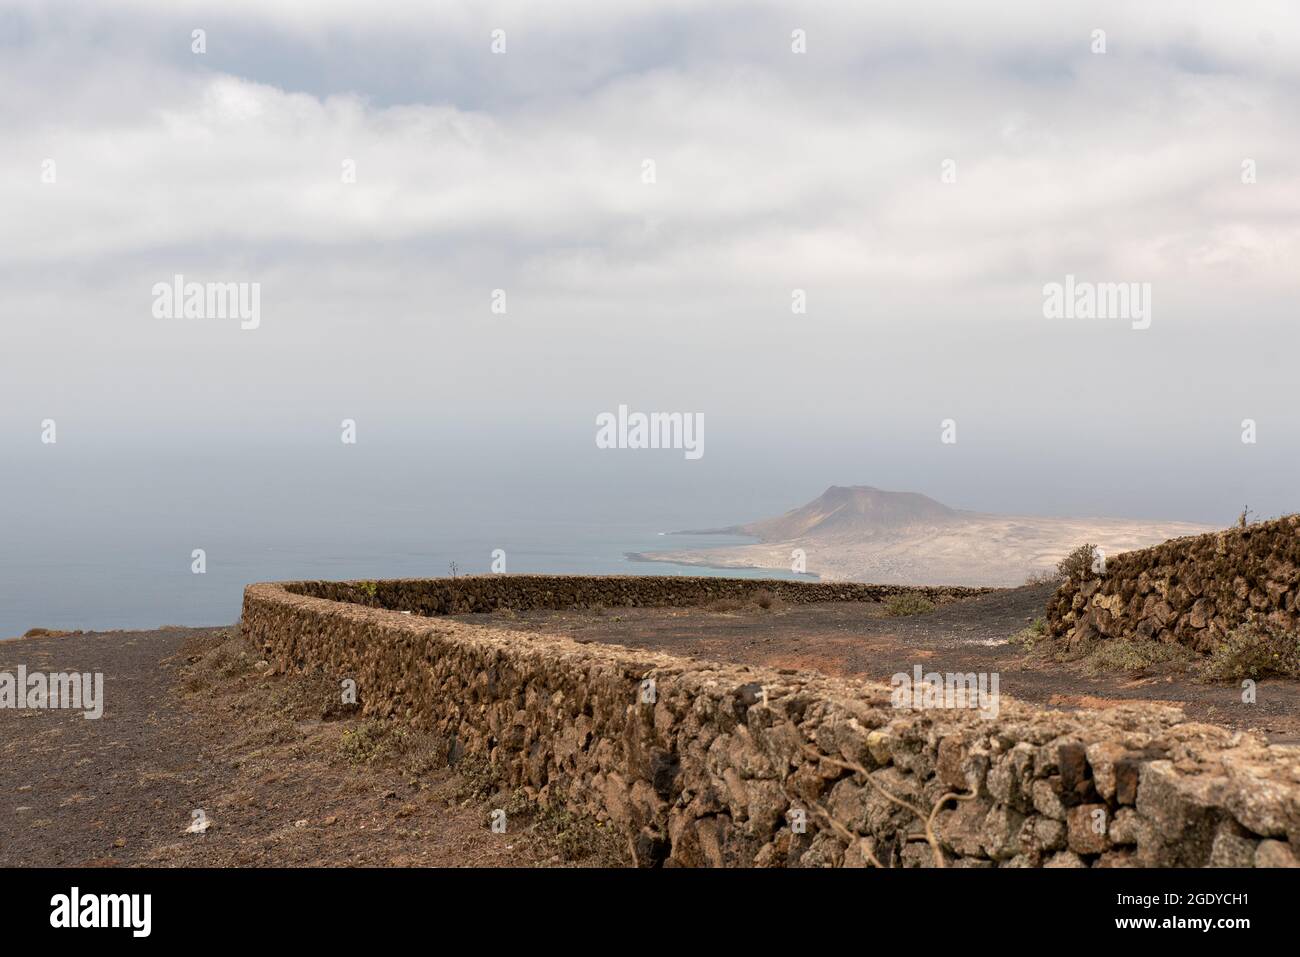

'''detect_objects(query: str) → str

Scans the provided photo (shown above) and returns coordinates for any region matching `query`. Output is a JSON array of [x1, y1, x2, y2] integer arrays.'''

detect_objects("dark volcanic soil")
[[452, 584, 1300, 741], [0, 628, 622, 868]]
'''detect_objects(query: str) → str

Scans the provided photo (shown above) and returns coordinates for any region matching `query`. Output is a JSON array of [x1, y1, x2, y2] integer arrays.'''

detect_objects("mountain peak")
[[737, 485, 959, 541]]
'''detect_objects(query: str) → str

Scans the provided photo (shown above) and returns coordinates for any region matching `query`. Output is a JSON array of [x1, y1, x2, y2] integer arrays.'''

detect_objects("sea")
[[0, 445, 815, 636]]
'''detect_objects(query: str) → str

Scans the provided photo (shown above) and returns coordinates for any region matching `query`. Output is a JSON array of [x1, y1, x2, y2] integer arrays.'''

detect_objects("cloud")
[[3, 1, 1297, 293], [1, 0, 1297, 527]]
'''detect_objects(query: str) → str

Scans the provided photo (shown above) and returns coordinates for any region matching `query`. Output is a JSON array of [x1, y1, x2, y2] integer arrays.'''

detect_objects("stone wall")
[[1046, 515, 1300, 652], [285, 574, 993, 615], [242, 576, 1300, 868]]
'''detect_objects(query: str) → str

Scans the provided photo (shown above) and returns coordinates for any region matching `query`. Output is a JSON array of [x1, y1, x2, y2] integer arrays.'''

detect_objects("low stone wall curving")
[[283, 574, 994, 614], [242, 576, 1300, 868], [1046, 515, 1300, 651]]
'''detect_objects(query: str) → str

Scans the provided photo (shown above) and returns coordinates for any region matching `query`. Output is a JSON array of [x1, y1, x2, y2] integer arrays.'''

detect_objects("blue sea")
[[0, 526, 811, 637], [0, 443, 815, 636]]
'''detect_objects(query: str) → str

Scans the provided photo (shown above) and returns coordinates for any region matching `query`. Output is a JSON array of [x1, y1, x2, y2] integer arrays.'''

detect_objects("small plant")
[[1008, 618, 1047, 650], [752, 589, 777, 610], [503, 787, 533, 819], [1238, 505, 1254, 528], [1081, 638, 1193, 676], [451, 755, 499, 801], [531, 801, 620, 862], [475, 787, 623, 863], [356, 580, 378, 601], [1200, 622, 1300, 681], [448, 561, 459, 578], [884, 593, 936, 617], [1057, 543, 1100, 582], [1024, 569, 1063, 587], [22, 627, 73, 639], [338, 720, 407, 765]]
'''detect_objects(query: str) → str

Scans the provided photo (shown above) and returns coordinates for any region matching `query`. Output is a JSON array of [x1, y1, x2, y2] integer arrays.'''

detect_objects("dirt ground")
[[453, 583, 1300, 742], [0, 627, 623, 868]]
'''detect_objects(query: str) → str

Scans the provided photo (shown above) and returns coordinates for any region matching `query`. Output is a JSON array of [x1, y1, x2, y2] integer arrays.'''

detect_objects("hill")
[[643, 486, 1216, 587], [731, 485, 961, 540]]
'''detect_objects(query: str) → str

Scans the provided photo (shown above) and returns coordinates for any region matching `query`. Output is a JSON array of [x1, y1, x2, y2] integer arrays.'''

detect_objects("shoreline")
[[623, 551, 820, 580]]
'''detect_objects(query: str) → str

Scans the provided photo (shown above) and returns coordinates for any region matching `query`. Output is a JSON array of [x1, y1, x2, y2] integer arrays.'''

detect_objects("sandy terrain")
[[635, 513, 1214, 585], [632, 486, 1214, 586]]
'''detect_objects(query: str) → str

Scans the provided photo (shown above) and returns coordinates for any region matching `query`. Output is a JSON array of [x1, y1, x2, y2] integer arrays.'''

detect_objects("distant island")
[[629, 485, 1215, 586]]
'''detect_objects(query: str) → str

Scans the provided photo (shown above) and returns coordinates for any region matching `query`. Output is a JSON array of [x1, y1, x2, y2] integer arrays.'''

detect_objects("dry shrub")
[[884, 593, 936, 617], [707, 598, 744, 613], [1057, 543, 1101, 582], [1082, 638, 1193, 676], [22, 627, 74, 639], [338, 720, 409, 765], [1201, 623, 1300, 681], [1024, 569, 1063, 587]]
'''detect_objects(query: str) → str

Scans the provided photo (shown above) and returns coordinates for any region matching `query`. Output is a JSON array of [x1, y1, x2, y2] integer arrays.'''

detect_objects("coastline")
[[622, 550, 819, 581]]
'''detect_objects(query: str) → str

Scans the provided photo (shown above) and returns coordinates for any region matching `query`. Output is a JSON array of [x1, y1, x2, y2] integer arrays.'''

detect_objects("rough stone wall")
[[1046, 515, 1300, 652], [243, 578, 1300, 868], [285, 574, 993, 615]]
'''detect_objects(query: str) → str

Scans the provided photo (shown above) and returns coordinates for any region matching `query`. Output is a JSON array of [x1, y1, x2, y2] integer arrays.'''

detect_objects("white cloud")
[[3, 1, 1297, 290], [1, 0, 1297, 487]]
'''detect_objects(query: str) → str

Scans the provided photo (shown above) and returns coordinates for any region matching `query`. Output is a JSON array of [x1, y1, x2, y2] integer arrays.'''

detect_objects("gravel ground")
[[0, 627, 623, 867]]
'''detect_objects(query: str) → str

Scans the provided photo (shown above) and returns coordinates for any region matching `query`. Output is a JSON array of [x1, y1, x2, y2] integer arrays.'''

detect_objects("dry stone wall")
[[287, 574, 993, 614], [243, 576, 1300, 868], [1046, 515, 1300, 652]]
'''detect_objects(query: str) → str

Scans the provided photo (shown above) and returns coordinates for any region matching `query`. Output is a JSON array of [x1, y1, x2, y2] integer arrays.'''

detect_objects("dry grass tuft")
[[884, 593, 936, 617]]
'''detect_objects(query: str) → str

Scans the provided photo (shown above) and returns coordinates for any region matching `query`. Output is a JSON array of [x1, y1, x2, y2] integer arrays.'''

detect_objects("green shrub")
[[1201, 623, 1300, 681], [884, 593, 936, 617], [1008, 618, 1047, 650], [530, 802, 620, 862], [338, 720, 407, 764], [1082, 638, 1193, 676], [451, 755, 499, 801], [1057, 543, 1101, 582]]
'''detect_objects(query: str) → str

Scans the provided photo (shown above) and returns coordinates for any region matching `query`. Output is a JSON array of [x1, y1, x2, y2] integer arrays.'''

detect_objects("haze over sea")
[[1, 441, 818, 636], [3, 415, 1279, 636]]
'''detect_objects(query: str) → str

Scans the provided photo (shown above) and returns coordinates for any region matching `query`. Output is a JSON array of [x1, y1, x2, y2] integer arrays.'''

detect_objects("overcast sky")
[[2, 0, 1298, 526]]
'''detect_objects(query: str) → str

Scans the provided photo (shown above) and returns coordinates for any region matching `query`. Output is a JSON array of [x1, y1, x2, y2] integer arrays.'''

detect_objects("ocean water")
[[0, 444, 815, 636], [0, 527, 811, 637]]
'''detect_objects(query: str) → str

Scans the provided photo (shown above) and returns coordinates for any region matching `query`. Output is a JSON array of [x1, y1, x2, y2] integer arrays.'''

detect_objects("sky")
[[2, 0, 1299, 541]]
